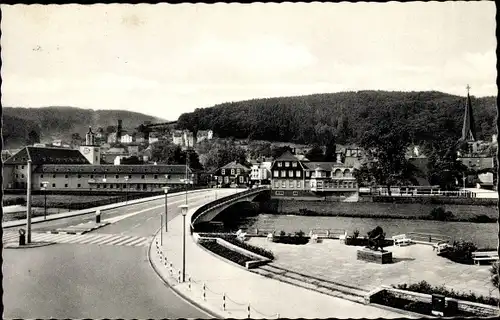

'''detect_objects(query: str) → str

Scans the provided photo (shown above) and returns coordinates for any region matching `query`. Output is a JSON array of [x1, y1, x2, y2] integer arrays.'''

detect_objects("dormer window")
[[292, 162, 297, 167], [285, 162, 290, 167], [277, 162, 283, 167]]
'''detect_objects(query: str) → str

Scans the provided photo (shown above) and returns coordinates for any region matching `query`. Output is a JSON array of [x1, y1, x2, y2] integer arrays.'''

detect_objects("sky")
[[1, 2, 497, 121]]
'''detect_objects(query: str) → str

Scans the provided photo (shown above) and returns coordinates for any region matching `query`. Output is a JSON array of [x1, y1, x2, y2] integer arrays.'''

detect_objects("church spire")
[[461, 84, 476, 142]]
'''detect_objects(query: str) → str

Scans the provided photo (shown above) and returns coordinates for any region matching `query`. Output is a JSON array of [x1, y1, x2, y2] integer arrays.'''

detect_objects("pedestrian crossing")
[[2, 231, 152, 247]]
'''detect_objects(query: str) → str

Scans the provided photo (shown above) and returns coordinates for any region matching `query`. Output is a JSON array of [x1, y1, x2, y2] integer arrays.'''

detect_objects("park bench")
[[310, 234, 319, 243], [236, 229, 248, 242], [432, 241, 452, 255], [392, 234, 412, 247], [266, 233, 274, 242], [338, 231, 348, 244], [472, 251, 499, 265]]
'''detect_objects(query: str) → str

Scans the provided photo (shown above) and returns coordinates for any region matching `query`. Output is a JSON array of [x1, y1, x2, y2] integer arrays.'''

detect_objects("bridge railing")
[[190, 187, 267, 232]]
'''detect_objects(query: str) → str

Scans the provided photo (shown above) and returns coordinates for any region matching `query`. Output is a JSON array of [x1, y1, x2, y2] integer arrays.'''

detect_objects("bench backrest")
[[472, 251, 498, 257], [392, 234, 407, 240]]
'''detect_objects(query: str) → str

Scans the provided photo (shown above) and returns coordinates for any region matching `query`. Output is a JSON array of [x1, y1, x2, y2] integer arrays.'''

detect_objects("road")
[[2, 189, 236, 319]]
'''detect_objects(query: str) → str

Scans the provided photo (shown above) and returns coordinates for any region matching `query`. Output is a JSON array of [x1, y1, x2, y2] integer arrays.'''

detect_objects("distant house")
[[120, 133, 133, 144], [52, 139, 62, 147], [196, 130, 213, 143], [172, 130, 183, 146], [149, 133, 159, 145], [214, 161, 251, 187], [102, 147, 128, 164], [107, 132, 117, 144], [250, 161, 272, 185], [183, 131, 195, 148]]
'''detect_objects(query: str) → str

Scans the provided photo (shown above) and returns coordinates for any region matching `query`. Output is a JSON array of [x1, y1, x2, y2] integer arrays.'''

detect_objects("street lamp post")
[[41, 181, 49, 220], [163, 186, 169, 232], [124, 176, 129, 203], [180, 204, 189, 282]]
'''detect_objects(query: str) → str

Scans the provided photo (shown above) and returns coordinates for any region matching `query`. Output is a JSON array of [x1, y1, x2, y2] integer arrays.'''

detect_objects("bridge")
[[190, 187, 269, 232]]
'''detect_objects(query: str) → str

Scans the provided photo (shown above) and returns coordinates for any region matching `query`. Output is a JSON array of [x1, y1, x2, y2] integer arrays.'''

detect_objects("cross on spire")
[[466, 84, 471, 95]]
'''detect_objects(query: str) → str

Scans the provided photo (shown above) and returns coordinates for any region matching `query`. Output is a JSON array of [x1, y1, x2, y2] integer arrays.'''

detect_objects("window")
[[97, 184, 100, 189], [273, 170, 279, 177], [22, 165, 25, 169], [274, 181, 280, 188], [141, 175, 145, 179], [281, 181, 286, 187], [297, 181, 301, 188], [293, 191, 299, 196], [115, 175, 119, 179], [306, 171, 310, 177], [288, 171, 293, 177], [21, 174, 25, 178], [53, 174, 56, 178], [277, 162, 282, 167], [239, 176, 244, 183], [231, 169, 235, 175], [90, 175, 94, 178], [285, 162, 290, 167], [154, 175, 158, 179], [64, 174, 69, 178], [65, 184, 68, 188], [77, 184, 81, 188], [292, 162, 297, 167], [221, 169, 226, 175], [275, 191, 284, 196], [41, 174, 44, 178], [40, 183, 43, 187], [110, 184, 113, 189], [289, 180, 295, 188], [128, 175, 132, 179], [281, 171, 286, 177], [52, 183, 56, 187], [296, 170, 301, 177]]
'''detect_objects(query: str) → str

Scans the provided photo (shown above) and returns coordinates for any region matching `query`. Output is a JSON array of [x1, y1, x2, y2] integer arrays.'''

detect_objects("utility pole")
[[185, 138, 190, 205], [26, 160, 32, 243]]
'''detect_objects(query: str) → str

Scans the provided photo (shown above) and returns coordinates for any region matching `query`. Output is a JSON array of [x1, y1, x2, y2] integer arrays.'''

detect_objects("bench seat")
[[392, 234, 412, 246], [472, 254, 498, 265]]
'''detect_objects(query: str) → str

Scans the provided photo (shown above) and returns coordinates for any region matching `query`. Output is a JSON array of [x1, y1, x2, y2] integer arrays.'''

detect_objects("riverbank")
[[260, 199, 497, 223]]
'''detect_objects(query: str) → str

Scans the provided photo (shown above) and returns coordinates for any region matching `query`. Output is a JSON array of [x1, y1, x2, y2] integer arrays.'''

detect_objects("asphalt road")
[[3, 188, 236, 319]]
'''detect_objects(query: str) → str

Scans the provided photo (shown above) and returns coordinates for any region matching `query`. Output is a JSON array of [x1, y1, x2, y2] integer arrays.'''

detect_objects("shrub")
[[200, 241, 252, 267], [490, 261, 499, 291], [295, 230, 305, 238], [470, 214, 496, 223], [2, 197, 25, 206], [352, 229, 360, 239], [394, 280, 499, 306], [430, 207, 454, 221], [279, 230, 286, 237]]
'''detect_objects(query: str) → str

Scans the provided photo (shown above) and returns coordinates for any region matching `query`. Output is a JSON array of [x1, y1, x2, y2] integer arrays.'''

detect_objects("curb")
[[4, 242, 56, 249], [147, 230, 222, 319]]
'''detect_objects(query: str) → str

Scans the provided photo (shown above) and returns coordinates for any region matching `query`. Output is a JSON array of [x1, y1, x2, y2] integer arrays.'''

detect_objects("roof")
[[295, 155, 310, 161], [274, 151, 300, 161], [304, 161, 345, 171], [220, 161, 251, 170], [33, 164, 193, 174], [4, 146, 90, 165], [106, 147, 128, 154], [461, 90, 477, 142]]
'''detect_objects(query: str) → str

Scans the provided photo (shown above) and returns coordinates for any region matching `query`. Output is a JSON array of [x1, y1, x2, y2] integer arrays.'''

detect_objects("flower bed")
[[272, 235, 310, 245], [345, 237, 393, 248], [394, 281, 499, 307], [370, 289, 476, 317], [197, 233, 274, 260], [199, 240, 253, 267]]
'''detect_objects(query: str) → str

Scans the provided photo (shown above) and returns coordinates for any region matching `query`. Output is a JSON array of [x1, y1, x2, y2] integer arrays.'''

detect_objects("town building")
[[250, 160, 272, 185], [172, 130, 183, 146], [79, 127, 101, 165], [183, 130, 195, 148], [107, 132, 117, 144], [102, 147, 128, 164], [270, 151, 358, 201], [148, 133, 159, 145], [120, 133, 133, 144], [213, 161, 251, 187], [196, 130, 213, 143]]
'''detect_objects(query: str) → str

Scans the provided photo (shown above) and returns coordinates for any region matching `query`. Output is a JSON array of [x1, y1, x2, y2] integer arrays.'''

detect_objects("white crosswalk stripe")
[[2, 231, 151, 247]]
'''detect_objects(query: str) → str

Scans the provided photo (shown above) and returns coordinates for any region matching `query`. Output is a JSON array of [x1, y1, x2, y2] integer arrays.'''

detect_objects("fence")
[[153, 238, 279, 319]]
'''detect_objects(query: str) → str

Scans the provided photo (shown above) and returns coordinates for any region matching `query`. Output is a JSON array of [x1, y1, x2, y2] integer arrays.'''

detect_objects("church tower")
[[461, 84, 477, 142], [79, 126, 101, 164]]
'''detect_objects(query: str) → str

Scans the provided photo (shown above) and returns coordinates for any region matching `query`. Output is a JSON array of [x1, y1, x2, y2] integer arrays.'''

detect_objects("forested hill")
[[2, 106, 163, 149], [176, 91, 497, 146]]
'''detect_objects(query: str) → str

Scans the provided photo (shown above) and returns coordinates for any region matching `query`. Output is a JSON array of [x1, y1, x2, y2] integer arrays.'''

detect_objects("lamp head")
[[163, 186, 169, 194], [180, 204, 189, 216]]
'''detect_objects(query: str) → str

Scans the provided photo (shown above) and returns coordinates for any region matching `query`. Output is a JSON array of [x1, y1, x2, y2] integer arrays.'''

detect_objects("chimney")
[[117, 119, 123, 141]]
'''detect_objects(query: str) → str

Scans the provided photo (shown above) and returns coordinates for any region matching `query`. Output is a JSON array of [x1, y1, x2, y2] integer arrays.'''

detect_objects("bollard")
[[222, 293, 226, 311], [188, 277, 191, 290], [164, 259, 168, 268], [429, 235, 432, 242], [170, 263, 173, 275], [247, 304, 250, 318], [18, 229, 26, 246], [95, 209, 101, 223], [178, 270, 181, 283], [203, 283, 206, 301]]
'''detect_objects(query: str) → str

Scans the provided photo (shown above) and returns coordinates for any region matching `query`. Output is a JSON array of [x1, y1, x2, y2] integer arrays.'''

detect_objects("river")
[[237, 214, 498, 249]]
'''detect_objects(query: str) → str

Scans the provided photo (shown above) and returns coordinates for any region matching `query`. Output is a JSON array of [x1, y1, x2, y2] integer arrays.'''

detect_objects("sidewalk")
[[150, 207, 408, 319]]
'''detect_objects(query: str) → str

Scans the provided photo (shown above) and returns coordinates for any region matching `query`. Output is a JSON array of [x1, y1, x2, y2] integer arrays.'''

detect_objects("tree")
[[271, 145, 293, 159], [358, 108, 418, 195], [26, 129, 40, 145], [305, 145, 325, 162], [150, 141, 184, 164], [199, 141, 247, 171], [425, 141, 468, 190]]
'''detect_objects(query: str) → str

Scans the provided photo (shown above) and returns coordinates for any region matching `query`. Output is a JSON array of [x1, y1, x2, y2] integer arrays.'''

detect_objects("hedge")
[[199, 241, 253, 267]]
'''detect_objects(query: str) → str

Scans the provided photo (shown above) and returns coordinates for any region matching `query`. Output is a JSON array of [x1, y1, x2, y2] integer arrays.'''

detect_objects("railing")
[[309, 228, 346, 238], [190, 187, 267, 231], [406, 232, 452, 244]]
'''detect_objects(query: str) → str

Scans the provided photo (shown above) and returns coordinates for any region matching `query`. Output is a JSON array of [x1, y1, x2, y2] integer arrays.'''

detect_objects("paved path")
[[152, 206, 407, 318]]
